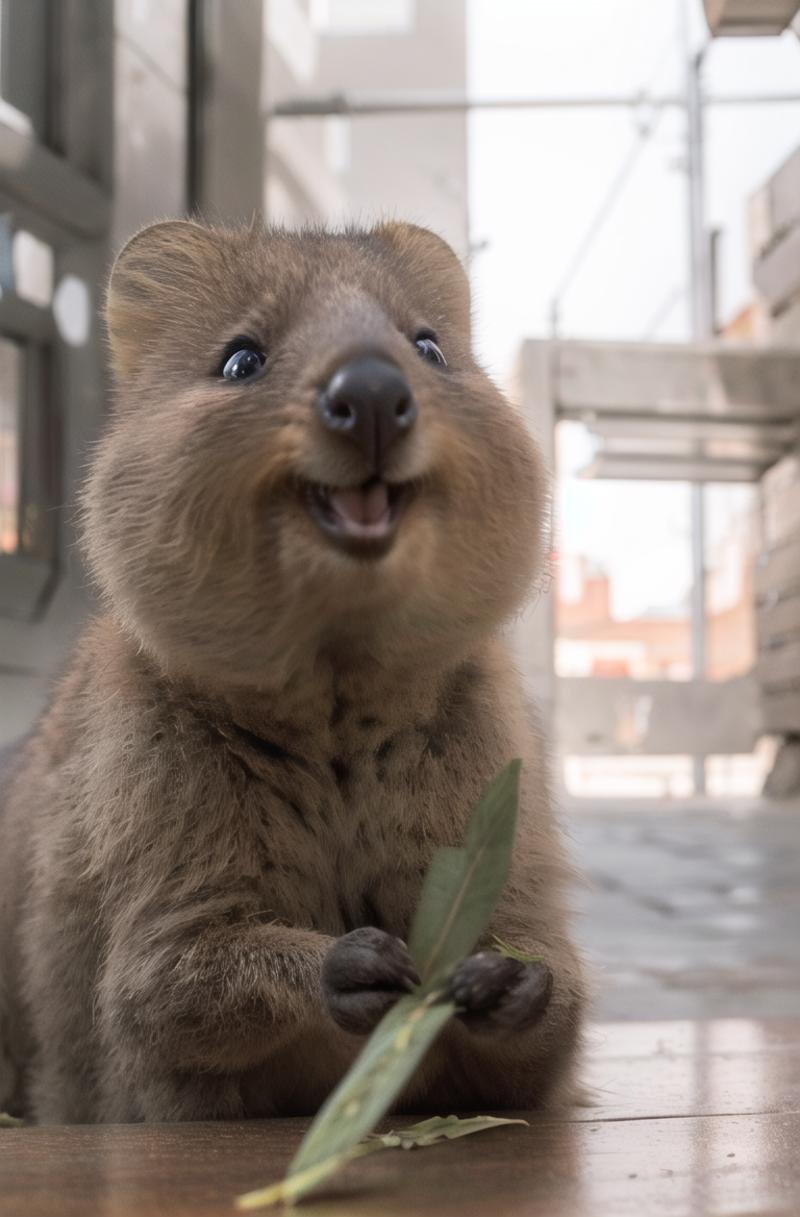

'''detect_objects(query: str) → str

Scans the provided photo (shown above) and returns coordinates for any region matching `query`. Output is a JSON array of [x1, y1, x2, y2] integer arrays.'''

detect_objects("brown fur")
[[0, 220, 586, 1123]]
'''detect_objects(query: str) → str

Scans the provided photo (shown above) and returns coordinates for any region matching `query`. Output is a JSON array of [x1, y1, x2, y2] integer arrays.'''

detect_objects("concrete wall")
[[750, 145, 800, 766], [113, 0, 189, 248], [264, 0, 346, 224], [265, 0, 469, 260], [751, 144, 800, 346]]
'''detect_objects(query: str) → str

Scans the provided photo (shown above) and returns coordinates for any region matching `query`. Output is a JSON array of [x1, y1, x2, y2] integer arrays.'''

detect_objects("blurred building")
[[0, 0, 796, 803], [266, 0, 469, 257], [747, 142, 800, 793], [0, 0, 262, 742], [703, 0, 800, 36], [513, 13, 800, 798], [557, 548, 756, 684]]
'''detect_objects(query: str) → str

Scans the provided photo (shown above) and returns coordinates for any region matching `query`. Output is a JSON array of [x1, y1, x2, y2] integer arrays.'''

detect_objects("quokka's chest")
[[221, 724, 447, 938]]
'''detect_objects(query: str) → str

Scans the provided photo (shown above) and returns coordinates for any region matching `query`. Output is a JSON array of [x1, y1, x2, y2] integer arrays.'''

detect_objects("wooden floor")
[[3, 1019, 800, 1216]]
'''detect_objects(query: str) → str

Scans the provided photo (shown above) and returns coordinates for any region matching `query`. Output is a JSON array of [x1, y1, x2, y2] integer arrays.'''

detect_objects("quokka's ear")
[[376, 221, 471, 331], [105, 219, 227, 379]]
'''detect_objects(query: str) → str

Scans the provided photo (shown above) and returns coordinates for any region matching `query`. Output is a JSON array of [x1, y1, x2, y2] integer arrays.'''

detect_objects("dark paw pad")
[[449, 951, 553, 1034], [322, 927, 420, 1036]]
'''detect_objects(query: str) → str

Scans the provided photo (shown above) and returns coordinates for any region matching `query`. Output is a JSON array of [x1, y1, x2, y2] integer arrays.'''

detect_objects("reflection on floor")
[[567, 799, 800, 1022], [7, 1020, 800, 1216]]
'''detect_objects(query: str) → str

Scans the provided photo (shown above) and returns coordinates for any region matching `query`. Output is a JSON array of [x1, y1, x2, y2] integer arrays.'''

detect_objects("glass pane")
[[12, 229, 53, 307], [0, 336, 21, 554], [0, 0, 48, 137], [705, 483, 759, 681], [555, 422, 693, 681]]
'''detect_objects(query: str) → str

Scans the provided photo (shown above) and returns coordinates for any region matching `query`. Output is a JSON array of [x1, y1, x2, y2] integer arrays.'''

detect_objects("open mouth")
[[304, 478, 413, 558]]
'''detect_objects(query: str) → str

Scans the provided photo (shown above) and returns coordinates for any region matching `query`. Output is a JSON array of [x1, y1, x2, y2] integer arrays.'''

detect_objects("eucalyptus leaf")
[[236, 1144, 378, 1211], [409, 759, 522, 989], [236, 1116, 528, 1209], [367, 1114, 529, 1150], [235, 758, 523, 1210], [289, 991, 455, 1176], [236, 995, 454, 1210]]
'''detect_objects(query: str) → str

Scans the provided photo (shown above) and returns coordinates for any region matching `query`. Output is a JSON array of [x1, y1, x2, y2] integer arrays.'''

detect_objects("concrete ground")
[[566, 799, 800, 1022]]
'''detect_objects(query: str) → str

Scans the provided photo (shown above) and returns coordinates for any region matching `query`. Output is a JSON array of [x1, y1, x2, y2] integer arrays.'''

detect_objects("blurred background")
[[0, 0, 799, 1023]]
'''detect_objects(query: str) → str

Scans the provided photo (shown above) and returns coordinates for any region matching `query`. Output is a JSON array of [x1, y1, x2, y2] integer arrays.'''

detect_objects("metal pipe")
[[683, 14, 712, 796], [269, 91, 800, 118]]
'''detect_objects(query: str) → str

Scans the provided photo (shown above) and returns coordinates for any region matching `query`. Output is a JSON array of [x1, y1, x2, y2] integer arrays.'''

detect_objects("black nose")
[[317, 355, 417, 471]]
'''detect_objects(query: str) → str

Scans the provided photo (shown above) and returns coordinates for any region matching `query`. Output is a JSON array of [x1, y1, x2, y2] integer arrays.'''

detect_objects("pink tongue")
[[330, 482, 389, 526]]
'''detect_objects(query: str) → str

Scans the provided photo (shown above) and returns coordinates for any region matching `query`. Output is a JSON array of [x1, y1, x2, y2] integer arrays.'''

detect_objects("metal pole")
[[686, 54, 713, 337], [269, 91, 800, 118], [684, 15, 713, 797], [690, 486, 707, 797]]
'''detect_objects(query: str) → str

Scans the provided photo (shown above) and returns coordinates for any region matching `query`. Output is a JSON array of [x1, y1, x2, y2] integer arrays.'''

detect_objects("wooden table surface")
[[3, 1019, 800, 1217]]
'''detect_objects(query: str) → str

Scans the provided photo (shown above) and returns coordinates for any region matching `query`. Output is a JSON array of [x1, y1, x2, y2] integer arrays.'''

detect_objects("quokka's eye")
[[414, 331, 447, 367], [220, 338, 266, 382]]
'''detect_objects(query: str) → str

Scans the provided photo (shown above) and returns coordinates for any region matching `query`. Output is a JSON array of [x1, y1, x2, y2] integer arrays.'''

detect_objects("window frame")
[[0, 1, 111, 622]]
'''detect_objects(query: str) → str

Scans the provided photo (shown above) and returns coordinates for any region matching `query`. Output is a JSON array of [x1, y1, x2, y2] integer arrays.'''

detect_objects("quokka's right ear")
[[106, 219, 226, 379]]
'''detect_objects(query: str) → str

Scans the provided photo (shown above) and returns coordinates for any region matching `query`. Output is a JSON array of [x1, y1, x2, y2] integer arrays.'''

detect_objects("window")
[[0, 313, 57, 607], [12, 230, 54, 309], [312, 0, 415, 36], [556, 424, 693, 682], [0, 0, 49, 140], [0, 1, 58, 621], [555, 422, 767, 799], [0, 337, 21, 555]]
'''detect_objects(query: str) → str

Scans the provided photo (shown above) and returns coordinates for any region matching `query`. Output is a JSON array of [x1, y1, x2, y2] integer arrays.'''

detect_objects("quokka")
[[0, 220, 586, 1122]]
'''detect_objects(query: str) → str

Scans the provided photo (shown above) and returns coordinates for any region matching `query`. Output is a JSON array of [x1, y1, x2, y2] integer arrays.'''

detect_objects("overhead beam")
[[704, 0, 800, 36], [0, 112, 109, 239], [578, 454, 767, 482], [269, 90, 800, 119], [586, 415, 799, 447], [552, 340, 800, 424]]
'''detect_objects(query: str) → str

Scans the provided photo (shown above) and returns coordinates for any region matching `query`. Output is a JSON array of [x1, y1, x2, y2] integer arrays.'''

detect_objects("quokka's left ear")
[[375, 221, 471, 334], [105, 219, 228, 380]]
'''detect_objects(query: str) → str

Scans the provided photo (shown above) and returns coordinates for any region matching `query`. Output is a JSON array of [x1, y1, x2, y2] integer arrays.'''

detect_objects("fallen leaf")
[[367, 1114, 529, 1150]]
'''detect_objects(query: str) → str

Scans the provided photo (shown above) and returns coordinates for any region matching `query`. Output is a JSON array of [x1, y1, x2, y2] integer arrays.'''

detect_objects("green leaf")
[[0, 1113, 23, 1128], [236, 994, 454, 1208], [287, 991, 455, 1181], [368, 1114, 529, 1150], [491, 935, 544, 965], [234, 759, 523, 1209], [236, 1117, 528, 1209], [409, 759, 522, 989], [236, 1145, 377, 1211]]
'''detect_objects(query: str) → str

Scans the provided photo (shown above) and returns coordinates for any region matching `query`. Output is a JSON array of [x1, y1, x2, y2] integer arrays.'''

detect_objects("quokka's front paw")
[[322, 927, 420, 1035], [449, 951, 553, 1034]]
